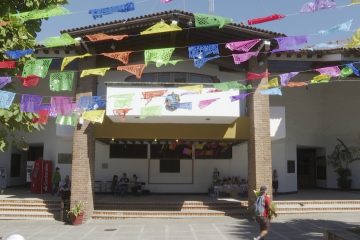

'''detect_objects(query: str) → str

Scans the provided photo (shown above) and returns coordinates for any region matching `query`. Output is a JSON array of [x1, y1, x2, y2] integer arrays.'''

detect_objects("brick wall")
[[70, 57, 97, 221], [247, 56, 273, 204]]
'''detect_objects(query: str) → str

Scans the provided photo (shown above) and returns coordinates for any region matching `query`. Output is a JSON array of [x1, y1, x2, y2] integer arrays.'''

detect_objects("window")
[[110, 143, 147, 158], [11, 154, 21, 177], [58, 153, 72, 164], [160, 159, 180, 173]]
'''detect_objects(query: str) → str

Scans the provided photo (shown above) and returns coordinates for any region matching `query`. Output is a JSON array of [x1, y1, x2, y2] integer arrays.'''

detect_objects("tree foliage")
[[0, 0, 67, 151]]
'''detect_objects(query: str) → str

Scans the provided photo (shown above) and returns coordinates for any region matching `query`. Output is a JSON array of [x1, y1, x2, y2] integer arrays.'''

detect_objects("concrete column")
[[70, 57, 97, 221], [247, 48, 273, 204]]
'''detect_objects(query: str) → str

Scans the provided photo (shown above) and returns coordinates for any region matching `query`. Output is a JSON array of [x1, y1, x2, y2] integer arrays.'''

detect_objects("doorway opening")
[[297, 147, 327, 189]]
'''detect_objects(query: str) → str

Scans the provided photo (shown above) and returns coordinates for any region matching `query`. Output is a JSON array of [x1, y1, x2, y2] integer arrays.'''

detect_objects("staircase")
[[0, 199, 61, 220], [93, 201, 247, 219]]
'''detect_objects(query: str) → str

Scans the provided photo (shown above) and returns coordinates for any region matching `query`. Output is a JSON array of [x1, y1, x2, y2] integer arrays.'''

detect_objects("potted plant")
[[328, 139, 360, 190], [67, 201, 85, 225]]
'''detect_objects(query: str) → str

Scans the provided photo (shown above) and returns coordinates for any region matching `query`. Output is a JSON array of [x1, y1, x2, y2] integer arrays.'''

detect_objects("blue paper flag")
[[78, 96, 106, 110], [319, 20, 353, 34], [194, 56, 220, 68], [260, 88, 282, 96], [88, 2, 135, 20], [20, 94, 43, 113], [0, 90, 16, 109], [347, 63, 360, 77], [188, 44, 219, 59], [4, 49, 34, 60], [0, 77, 12, 89]]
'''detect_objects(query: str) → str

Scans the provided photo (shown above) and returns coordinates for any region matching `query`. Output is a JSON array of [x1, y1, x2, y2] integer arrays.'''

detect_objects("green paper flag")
[[49, 71, 74, 91], [213, 81, 252, 91], [43, 33, 79, 48], [56, 114, 77, 127], [110, 93, 135, 108], [341, 66, 354, 78], [194, 13, 232, 28], [140, 105, 162, 119], [10, 5, 70, 21], [144, 48, 175, 67], [22, 59, 52, 78]]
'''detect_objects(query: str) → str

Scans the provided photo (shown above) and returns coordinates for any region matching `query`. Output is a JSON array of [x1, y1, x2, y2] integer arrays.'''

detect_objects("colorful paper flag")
[[144, 48, 175, 67], [260, 87, 282, 96], [80, 67, 110, 78], [10, 5, 70, 21], [300, 0, 336, 13], [5, 49, 33, 60], [0, 77, 11, 89], [273, 36, 308, 52], [346, 64, 360, 77], [225, 39, 261, 52], [77, 96, 106, 111], [37, 105, 50, 124], [194, 13, 232, 28], [262, 77, 279, 89], [198, 98, 219, 109], [311, 74, 331, 84], [315, 66, 341, 77], [286, 82, 308, 87], [88, 2, 135, 20], [22, 59, 52, 78], [140, 105, 162, 119], [51, 96, 74, 116], [140, 21, 182, 35], [319, 20, 353, 34], [43, 33, 79, 48], [0, 61, 16, 69], [213, 81, 252, 91], [61, 53, 92, 71], [102, 51, 132, 64], [340, 66, 354, 77], [230, 93, 250, 102], [17, 75, 41, 87], [247, 72, 270, 80], [232, 51, 259, 64], [82, 110, 105, 123], [109, 94, 135, 109], [56, 114, 77, 127], [193, 56, 219, 68], [20, 94, 42, 113], [117, 64, 146, 79], [49, 72, 74, 91], [85, 33, 128, 42], [0, 90, 16, 109], [113, 108, 132, 120], [142, 90, 167, 104], [280, 72, 299, 86], [247, 14, 285, 25], [178, 85, 203, 94], [347, 28, 360, 48]]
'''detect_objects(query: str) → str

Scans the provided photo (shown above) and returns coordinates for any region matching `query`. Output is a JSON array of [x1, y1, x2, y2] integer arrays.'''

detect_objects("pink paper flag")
[[198, 98, 220, 109], [225, 39, 261, 52], [315, 66, 341, 77], [232, 51, 259, 64], [50, 96, 74, 116]]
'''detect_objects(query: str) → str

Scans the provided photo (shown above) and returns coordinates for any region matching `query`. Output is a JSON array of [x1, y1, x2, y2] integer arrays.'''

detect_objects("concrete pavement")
[[0, 213, 359, 240]]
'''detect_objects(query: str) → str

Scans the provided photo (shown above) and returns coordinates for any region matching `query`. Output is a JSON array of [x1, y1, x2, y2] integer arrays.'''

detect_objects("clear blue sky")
[[37, 0, 359, 46]]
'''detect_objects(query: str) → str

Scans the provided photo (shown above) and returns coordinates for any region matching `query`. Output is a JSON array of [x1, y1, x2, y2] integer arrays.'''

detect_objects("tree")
[[0, 0, 68, 151]]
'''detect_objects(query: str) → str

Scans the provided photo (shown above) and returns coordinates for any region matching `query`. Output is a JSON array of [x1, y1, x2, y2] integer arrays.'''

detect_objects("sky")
[[37, 0, 360, 46]]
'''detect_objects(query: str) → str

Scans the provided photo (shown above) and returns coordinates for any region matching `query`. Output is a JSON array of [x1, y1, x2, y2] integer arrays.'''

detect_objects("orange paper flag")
[[102, 51, 132, 65], [86, 33, 128, 42], [0, 21, 9, 27], [142, 90, 167, 104], [286, 82, 308, 87], [117, 64, 146, 79], [113, 108, 132, 121]]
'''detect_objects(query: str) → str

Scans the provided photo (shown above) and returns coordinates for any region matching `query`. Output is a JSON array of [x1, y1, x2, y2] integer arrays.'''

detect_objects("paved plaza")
[[0, 213, 359, 240]]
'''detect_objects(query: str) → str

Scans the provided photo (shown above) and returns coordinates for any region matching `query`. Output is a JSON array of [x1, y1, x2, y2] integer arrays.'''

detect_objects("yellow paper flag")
[[61, 53, 92, 71], [178, 85, 203, 94], [311, 74, 331, 84], [82, 110, 105, 123], [262, 77, 279, 89], [351, 0, 360, 4], [346, 28, 360, 48], [80, 67, 110, 78], [141, 21, 182, 35]]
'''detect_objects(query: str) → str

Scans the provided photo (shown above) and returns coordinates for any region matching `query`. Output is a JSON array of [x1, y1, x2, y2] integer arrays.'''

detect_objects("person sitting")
[[131, 174, 141, 195], [119, 173, 129, 195], [111, 175, 119, 194], [59, 175, 71, 200]]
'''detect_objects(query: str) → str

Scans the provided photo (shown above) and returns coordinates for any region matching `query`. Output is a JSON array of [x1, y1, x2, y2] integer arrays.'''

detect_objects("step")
[[0, 211, 58, 220], [0, 207, 60, 213]]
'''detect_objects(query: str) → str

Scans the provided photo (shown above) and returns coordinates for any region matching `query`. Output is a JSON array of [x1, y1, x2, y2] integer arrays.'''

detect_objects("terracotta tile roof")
[[61, 9, 286, 38]]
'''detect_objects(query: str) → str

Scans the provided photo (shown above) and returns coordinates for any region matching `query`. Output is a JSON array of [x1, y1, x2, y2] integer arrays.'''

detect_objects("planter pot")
[[71, 213, 84, 225]]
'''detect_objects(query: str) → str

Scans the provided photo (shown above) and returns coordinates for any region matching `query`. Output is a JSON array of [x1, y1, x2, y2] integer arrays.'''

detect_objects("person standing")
[[254, 186, 271, 240], [272, 169, 279, 195], [52, 167, 61, 196]]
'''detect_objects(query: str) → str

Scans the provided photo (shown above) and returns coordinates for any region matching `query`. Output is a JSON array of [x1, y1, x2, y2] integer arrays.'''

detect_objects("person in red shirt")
[[254, 185, 271, 240]]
